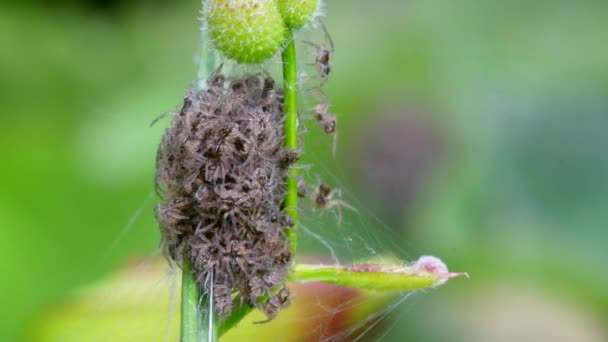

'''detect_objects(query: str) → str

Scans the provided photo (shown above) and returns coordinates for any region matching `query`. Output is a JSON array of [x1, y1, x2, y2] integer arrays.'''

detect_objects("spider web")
[[43, 151, 418, 342], [43, 27, 427, 342]]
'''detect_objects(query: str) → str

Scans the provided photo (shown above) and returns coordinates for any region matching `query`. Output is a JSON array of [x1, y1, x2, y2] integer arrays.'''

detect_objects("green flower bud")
[[278, 0, 321, 30], [207, 0, 287, 64]]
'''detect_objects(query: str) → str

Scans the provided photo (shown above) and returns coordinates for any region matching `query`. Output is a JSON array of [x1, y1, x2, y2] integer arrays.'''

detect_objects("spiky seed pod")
[[277, 0, 321, 29], [206, 0, 287, 64], [155, 72, 296, 318]]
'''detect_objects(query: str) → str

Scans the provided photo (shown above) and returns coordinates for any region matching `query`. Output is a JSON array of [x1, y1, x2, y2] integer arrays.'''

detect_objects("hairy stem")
[[282, 29, 299, 254], [180, 261, 199, 342]]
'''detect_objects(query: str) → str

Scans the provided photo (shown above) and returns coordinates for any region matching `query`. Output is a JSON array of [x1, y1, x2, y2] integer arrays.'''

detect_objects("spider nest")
[[155, 70, 296, 319]]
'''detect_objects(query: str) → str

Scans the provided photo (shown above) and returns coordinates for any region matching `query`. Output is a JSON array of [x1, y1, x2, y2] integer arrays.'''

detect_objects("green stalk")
[[180, 2, 217, 341], [217, 261, 442, 337], [282, 29, 299, 254], [196, 0, 215, 92], [288, 264, 439, 291], [180, 261, 199, 342], [217, 294, 268, 338], [217, 298, 251, 338]]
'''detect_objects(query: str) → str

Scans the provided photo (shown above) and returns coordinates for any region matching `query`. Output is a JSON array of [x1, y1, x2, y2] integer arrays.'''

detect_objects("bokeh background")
[[1, 0, 607, 341]]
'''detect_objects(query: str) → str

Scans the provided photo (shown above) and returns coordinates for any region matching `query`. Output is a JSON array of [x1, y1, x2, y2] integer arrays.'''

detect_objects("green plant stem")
[[282, 29, 299, 254], [217, 260, 440, 337], [217, 294, 268, 338], [196, 0, 215, 91], [181, 261, 199, 342], [217, 298, 251, 338], [288, 264, 438, 291], [180, 1, 217, 340]]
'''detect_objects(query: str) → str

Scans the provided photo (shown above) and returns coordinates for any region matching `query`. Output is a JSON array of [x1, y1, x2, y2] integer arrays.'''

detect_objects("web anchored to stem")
[[151, 1, 468, 341]]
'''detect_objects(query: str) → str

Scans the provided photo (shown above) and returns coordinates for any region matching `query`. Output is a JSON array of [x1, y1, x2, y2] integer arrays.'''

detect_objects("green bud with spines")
[[206, 0, 287, 64], [278, 0, 321, 30]]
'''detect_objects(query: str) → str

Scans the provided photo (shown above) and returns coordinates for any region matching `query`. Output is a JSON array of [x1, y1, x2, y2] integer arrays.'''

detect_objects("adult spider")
[[303, 22, 334, 84]]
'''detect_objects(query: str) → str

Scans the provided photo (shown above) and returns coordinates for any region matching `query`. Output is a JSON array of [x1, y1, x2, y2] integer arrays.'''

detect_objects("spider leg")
[[336, 199, 357, 213], [319, 21, 335, 52], [150, 111, 175, 127], [210, 61, 225, 77], [318, 76, 329, 87], [302, 40, 322, 50], [304, 85, 328, 101], [196, 61, 225, 88], [331, 131, 338, 158], [335, 204, 343, 225]]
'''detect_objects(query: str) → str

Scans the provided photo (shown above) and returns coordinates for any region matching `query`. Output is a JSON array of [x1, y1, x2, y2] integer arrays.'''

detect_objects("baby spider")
[[314, 102, 336, 134], [149, 90, 195, 126], [150, 64, 225, 126], [255, 286, 290, 323], [313, 102, 338, 156], [260, 75, 284, 113], [303, 22, 334, 84], [311, 182, 356, 223], [297, 176, 308, 198]]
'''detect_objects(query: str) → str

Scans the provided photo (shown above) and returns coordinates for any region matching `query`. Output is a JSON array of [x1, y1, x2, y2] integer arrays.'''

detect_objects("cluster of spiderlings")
[[155, 71, 298, 318]]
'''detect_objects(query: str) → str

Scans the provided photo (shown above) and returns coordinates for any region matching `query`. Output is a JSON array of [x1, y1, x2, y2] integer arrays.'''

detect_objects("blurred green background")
[[1, 0, 607, 341]]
